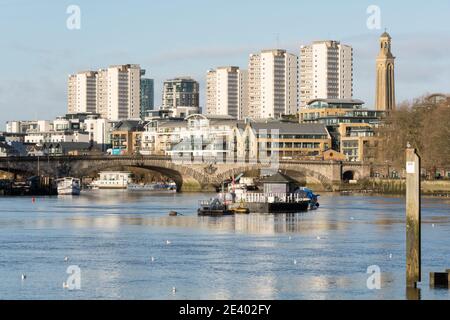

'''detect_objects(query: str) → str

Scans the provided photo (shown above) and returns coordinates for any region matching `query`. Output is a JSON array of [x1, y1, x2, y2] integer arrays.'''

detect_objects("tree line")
[[374, 94, 450, 177]]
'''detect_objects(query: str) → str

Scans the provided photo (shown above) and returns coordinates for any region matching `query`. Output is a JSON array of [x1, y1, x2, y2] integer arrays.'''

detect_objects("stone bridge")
[[0, 156, 371, 192]]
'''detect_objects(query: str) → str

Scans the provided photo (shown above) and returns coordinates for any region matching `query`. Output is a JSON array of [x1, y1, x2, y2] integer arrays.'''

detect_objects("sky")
[[1, 0, 450, 129]]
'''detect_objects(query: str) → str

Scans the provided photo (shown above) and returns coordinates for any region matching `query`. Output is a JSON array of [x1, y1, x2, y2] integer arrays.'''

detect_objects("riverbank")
[[339, 179, 450, 197]]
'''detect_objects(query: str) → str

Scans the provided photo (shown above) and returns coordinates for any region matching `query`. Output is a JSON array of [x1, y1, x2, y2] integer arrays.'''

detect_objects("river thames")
[[0, 191, 449, 300]]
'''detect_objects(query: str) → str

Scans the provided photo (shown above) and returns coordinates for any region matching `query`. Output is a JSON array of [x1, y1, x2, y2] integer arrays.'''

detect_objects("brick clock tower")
[[375, 31, 396, 111]]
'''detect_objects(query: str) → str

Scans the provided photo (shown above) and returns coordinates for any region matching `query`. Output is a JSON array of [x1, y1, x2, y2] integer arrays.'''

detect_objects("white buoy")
[[294, 259, 297, 265], [172, 287, 177, 293], [151, 256, 155, 262], [64, 256, 69, 262], [166, 240, 171, 245], [389, 253, 393, 260], [432, 224, 435, 228], [21, 274, 26, 280], [316, 236, 321, 240]]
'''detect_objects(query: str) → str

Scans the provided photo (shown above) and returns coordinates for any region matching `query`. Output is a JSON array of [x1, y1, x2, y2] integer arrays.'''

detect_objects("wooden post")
[[406, 148, 421, 288]]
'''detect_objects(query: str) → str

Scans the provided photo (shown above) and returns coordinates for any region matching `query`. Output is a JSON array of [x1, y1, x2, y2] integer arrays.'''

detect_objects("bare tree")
[[376, 95, 450, 178]]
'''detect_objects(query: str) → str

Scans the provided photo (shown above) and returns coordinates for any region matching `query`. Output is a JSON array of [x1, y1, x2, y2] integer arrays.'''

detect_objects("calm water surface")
[[0, 191, 449, 300]]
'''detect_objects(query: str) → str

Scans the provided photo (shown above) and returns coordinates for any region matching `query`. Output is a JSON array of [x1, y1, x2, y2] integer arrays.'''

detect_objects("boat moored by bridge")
[[57, 177, 81, 196]]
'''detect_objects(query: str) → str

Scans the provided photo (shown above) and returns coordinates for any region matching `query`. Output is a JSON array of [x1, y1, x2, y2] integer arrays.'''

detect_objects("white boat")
[[57, 178, 81, 196], [93, 171, 132, 189]]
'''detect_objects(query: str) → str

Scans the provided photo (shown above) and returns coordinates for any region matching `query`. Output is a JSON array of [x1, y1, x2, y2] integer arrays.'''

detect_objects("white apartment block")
[[6, 120, 52, 134], [247, 49, 299, 119], [299, 41, 353, 108], [107, 64, 141, 121], [67, 64, 141, 121], [206, 67, 248, 120], [84, 116, 112, 150], [67, 71, 97, 114]]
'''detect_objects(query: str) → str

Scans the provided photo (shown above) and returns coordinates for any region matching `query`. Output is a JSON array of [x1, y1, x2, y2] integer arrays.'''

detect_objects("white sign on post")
[[406, 162, 415, 174]]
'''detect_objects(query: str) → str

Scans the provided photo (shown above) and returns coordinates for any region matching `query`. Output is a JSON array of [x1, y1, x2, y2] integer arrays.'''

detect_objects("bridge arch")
[[72, 159, 211, 192], [342, 165, 367, 182], [215, 164, 334, 191], [343, 170, 355, 182]]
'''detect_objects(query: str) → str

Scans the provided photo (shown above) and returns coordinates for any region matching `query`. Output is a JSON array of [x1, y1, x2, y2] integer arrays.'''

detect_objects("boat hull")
[[234, 201, 309, 214], [197, 209, 234, 216]]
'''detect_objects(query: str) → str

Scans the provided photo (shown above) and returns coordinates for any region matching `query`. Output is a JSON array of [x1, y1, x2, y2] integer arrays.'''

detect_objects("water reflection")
[[1, 192, 449, 300], [26, 213, 359, 235]]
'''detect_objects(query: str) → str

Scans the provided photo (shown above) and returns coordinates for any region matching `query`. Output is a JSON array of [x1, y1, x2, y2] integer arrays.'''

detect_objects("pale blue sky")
[[1, 0, 450, 128]]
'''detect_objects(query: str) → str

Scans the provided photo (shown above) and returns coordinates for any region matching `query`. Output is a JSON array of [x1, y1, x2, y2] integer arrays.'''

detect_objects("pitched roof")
[[112, 120, 147, 132], [260, 172, 296, 184]]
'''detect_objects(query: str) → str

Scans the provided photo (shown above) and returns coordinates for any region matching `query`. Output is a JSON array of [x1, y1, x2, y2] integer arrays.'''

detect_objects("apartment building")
[[67, 64, 142, 121], [140, 77, 154, 119], [206, 67, 248, 120], [247, 49, 299, 119], [6, 120, 52, 134], [96, 69, 108, 119], [233, 121, 331, 161], [138, 116, 331, 162], [299, 99, 366, 123], [300, 41, 353, 108], [67, 71, 97, 114], [338, 123, 377, 162], [299, 98, 383, 158], [107, 64, 141, 120], [162, 77, 200, 117], [110, 120, 147, 156], [141, 114, 238, 161]]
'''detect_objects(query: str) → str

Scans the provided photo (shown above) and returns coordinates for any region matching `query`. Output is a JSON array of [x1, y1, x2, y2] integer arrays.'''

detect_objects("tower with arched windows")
[[375, 32, 396, 111]]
